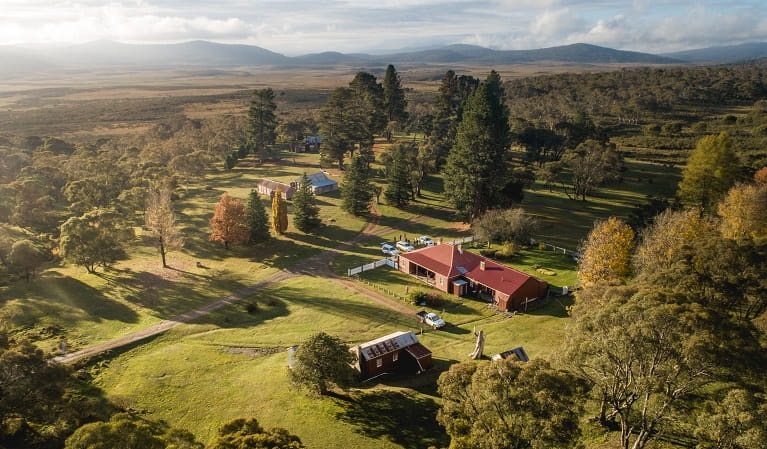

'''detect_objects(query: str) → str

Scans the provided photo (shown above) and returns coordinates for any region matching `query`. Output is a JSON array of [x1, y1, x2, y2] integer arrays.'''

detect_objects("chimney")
[[458, 244, 463, 254], [480, 260, 486, 271]]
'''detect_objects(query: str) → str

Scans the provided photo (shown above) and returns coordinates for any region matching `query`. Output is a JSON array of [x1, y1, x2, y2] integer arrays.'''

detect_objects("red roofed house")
[[352, 331, 433, 380], [397, 243, 548, 311]]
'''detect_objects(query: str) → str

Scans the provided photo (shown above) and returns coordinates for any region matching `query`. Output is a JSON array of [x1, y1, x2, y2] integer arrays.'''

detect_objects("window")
[[376, 358, 383, 367], [393, 352, 399, 362]]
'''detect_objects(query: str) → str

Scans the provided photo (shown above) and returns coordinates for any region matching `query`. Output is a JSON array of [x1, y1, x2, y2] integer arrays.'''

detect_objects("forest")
[[0, 58, 766, 449]]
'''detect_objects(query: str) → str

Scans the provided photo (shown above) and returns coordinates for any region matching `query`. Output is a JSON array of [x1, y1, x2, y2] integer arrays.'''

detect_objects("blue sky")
[[1, 0, 765, 55]]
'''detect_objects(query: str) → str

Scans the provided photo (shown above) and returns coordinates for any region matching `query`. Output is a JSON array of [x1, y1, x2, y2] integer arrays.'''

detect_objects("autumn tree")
[[718, 181, 767, 243], [60, 208, 131, 272], [247, 88, 278, 157], [444, 74, 510, 222], [208, 418, 304, 449], [144, 185, 182, 268], [289, 332, 356, 395], [340, 155, 373, 216], [245, 190, 270, 244], [209, 193, 249, 250], [577, 217, 635, 286], [677, 132, 740, 212], [270, 192, 288, 234], [437, 359, 587, 449], [292, 173, 321, 233]]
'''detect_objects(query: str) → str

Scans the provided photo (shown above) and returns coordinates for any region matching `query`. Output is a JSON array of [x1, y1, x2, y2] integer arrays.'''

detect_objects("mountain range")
[[1, 40, 766, 76]]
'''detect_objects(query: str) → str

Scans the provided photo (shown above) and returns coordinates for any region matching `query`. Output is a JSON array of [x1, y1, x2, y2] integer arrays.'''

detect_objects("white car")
[[396, 241, 415, 252], [417, 236, 435, 247], [381, 243, 399, 256], [417, 311, 446, 329]]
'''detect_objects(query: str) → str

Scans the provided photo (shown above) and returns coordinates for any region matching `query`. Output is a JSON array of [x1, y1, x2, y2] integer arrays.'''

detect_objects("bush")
[[408, 290, 444, 308], [244, 302, 259, 314], [496, 241, 519, 259], [479, 249, 497, 257], [538, 242, 548, 251]]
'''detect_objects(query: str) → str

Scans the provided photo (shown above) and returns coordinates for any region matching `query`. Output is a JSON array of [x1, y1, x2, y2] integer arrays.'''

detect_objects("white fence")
[[347, 258, 397, 276], [530, 238, 580, 258]]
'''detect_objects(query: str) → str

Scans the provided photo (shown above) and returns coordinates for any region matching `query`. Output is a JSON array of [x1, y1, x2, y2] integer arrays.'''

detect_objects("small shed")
[[353, 331, 433, 380], [257, 179, 295, 200], [292, 172, 338, 195], [491, 346, 529, 362]]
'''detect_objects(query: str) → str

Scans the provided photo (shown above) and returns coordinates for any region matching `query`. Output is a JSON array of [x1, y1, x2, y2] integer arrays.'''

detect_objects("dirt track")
[[54, 207, 418, 364]]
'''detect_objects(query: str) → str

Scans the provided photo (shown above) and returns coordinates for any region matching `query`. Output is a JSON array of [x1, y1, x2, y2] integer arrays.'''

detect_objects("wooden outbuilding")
[[352, 331, 433, 380], [257, 179, 295, 200]]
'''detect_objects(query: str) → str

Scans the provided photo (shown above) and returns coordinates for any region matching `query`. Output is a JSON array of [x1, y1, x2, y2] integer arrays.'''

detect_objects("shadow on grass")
[[334, 389, 449, 449], [527, 294, 573, 318]]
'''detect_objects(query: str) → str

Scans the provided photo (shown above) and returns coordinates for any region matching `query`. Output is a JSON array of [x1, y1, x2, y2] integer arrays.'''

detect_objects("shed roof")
[[358, 331, 422, 360], [258, 178, 293, 192], [299, 172, 338, 188], [399, 244, 543, 297]]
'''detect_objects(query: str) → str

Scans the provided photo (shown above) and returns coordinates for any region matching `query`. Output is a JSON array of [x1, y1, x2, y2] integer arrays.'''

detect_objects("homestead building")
[[291, 172, 338, 195], [352, 331, 433, 380], [256, 179, 295, 200], [397, 243, 549, 311]]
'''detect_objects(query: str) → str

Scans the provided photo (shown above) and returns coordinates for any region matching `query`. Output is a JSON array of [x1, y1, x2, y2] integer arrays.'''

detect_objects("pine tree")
[[271, 192, 288, 234], [444, 74, 510, 222], [382, 64, 408, 140], [384, 143, 414, 207], [245, 189, 270, 244], [247, 88, 278, 157], [341, 155, 373, 216], [292, 173, 321, 233]]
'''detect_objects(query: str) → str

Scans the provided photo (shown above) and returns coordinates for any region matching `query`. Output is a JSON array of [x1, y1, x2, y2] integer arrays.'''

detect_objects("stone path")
[[54, 207, 421, 364]]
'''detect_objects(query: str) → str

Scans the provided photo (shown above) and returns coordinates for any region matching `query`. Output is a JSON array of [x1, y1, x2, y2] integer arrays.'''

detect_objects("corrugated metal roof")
[[358, 331, 420, 360]]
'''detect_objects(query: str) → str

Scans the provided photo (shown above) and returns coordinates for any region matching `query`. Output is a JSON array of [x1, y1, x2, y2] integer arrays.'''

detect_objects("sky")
[[1, 0, 766, 56]]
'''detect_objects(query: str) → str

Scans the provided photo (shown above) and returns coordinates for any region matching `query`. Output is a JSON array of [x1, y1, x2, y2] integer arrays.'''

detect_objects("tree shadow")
[[334, 389, 449, 449]]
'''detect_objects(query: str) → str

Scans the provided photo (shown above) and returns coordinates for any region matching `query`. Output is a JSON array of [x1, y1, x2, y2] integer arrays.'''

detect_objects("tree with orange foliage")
[[271, 192, 288, 234], [577, 217, 635, 286], [209, 193, 248, 250]]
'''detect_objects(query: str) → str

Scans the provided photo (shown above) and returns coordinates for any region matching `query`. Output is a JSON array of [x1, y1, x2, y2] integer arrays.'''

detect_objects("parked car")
[[381, 243, 399, 256], [396, 241, 415, 252], [416, 235, 435, 247], [416, 310, 446, 329]]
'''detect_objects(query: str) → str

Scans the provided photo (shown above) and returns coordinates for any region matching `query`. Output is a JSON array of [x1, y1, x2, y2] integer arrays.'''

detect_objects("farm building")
[[352, 331, 433, 380], [257, 179, 295, 200], [398, 243, 549, 311], [491, 346, 530, 362], [291, 172, 338, 195]]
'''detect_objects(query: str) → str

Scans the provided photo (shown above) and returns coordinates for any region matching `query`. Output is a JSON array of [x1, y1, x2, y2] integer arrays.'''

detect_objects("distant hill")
[[0, 40, 686, 75], [663, 42, 767, 63]]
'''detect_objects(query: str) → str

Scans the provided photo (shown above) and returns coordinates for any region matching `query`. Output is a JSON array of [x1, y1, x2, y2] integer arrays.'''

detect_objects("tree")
[[382, 64, 408, 140], [564, 285, 736, 449], [209, 193, 249, 250], [318, 87, 371, 169], [64, 413, 202, 449], [245, 190, 270, 244], [271, 192, 288, 234], [349, 71, 386, 139], [444, 75, 510, 222], [292, 173, 321, 233], [247, 88, 278, 156], [718, 181, 767, 243], [562, 139, 623, 201], [60, 208, 131, 273], [577, 217, 635, 286], [340, 155, 373, 216], [208, 418, 305, 449], [383, 142, 414, 207], [7, 239, 47, 281], [437, 359, 586, 449], [677, 133, 740, 212], [289, 332, 356, 395], [693, 389, 767, 449], [471, 208, 538, 246], [144, 185, 183, 268]]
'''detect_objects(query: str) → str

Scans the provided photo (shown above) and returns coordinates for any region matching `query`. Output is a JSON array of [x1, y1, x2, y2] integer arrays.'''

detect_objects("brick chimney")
[[480, 260, 486, 271]]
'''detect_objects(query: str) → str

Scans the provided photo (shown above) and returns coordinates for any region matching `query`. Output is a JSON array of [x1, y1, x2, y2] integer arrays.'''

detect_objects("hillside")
[[664, 42, 767, 63]]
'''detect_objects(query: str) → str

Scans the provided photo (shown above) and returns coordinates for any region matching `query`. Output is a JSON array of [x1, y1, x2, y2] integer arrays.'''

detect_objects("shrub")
[[479, 248, 497, 257], [496, 241, 519, 259], [244, 302, 259, 314], [538, 242, 548, 251], [408, 290, 444, 308]]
